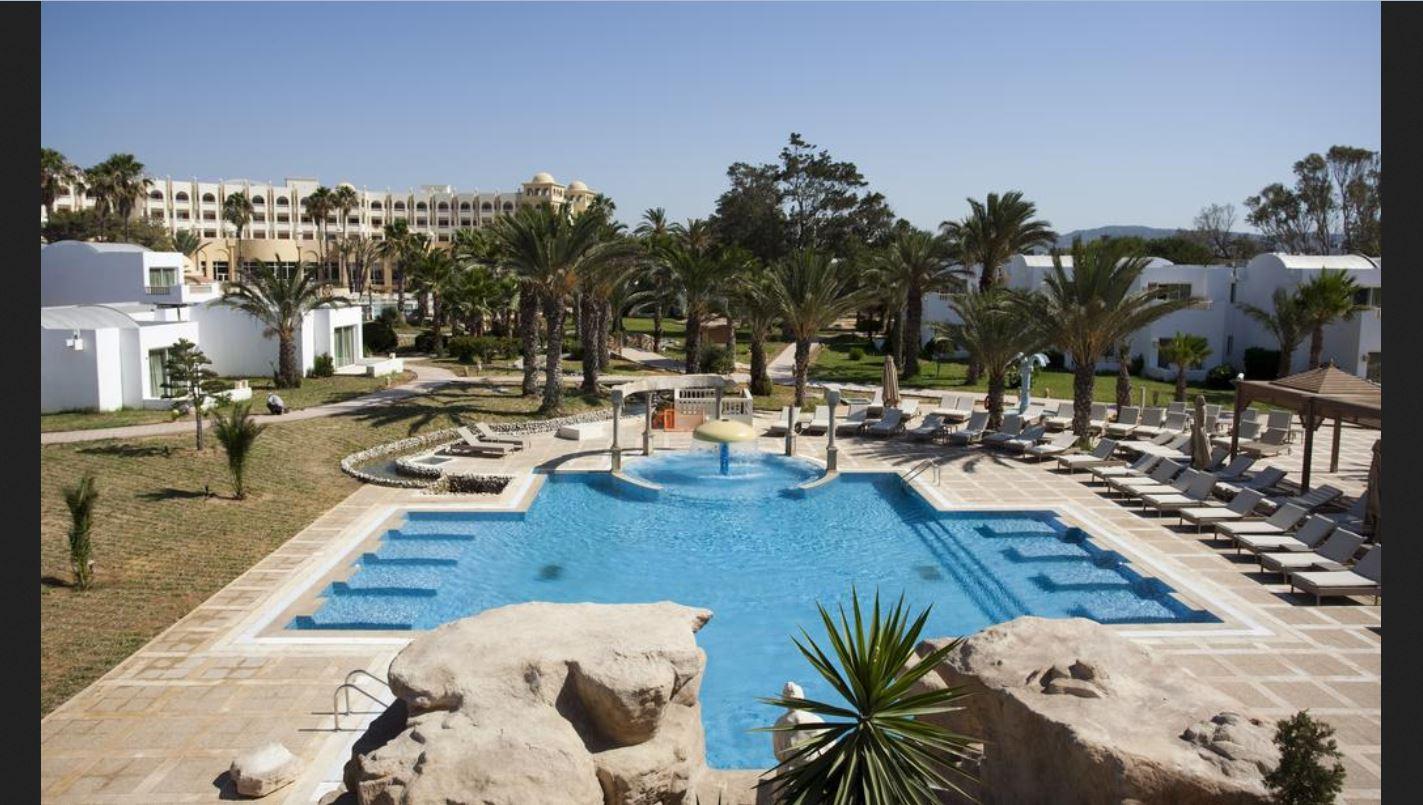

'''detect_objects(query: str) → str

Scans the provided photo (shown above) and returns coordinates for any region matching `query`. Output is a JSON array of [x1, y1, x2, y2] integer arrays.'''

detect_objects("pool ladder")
[[332, 669, 392, 731], [903, 458, 942, 486]]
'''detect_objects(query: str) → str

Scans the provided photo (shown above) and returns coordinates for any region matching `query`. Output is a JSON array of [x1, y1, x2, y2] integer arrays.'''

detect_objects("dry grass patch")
[[39, 382, 606, 714]]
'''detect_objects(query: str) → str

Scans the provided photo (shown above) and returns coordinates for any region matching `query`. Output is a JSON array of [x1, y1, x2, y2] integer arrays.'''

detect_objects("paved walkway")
[[767, 340, 812, 383], [40, 419, 1381, 803], [617, 345, 686, 372]]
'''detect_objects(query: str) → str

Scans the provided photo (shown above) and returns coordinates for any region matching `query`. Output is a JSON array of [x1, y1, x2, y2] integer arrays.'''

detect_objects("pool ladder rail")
[[902, 457, 943, 486], [332, 669, 392, 731]]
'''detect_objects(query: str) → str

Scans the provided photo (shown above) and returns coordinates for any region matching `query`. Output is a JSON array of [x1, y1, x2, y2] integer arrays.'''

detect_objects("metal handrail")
[[903, 458, 935, 484], [332, 669, 393, 731]]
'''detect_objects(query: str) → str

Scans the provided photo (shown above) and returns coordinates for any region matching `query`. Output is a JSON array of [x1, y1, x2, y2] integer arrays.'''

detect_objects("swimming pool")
[[291, 448, 1216, 768]]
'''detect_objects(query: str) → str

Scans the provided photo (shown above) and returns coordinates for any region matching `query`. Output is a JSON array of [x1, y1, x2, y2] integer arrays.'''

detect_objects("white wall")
[[41, 241, 188, 306], [1230, 254, 1381, 376], [40, 327, 124, 412]]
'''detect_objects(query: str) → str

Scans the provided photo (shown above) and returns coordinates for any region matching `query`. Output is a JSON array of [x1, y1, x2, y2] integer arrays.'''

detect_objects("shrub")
[[63, 473, 99, 590], [377, 306, 400, 324], [1243, 347, 1282, 380], [1045, 349, 1067, 370], [1264, 711, 1346, 805], [698, 344, 735, 374], [309, 353, 335, 378], [413, 330, 437, 353], [1205, 362, 1239, 390], [1130, 353, 1146, 376], [448, 336, 480, 365], [847, 347, 865, 361], [364, 318, 398, 354], [211, 400, 267, 499]]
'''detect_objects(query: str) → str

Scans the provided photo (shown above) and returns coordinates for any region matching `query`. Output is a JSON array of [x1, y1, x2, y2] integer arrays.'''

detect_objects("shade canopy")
[[882, 355, 901, 408], [692, 418, 758, 444]]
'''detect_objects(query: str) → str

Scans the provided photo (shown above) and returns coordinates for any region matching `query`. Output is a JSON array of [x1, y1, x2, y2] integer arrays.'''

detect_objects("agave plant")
[[758, 589, 979, 804]]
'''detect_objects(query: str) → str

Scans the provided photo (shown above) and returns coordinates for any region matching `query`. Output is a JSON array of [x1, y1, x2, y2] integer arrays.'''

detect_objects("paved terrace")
[[40, 407, 1380, 803]]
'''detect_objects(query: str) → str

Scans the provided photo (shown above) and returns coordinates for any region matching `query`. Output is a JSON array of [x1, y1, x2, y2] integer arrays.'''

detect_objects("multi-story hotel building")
[[43, 171, 598, 291]]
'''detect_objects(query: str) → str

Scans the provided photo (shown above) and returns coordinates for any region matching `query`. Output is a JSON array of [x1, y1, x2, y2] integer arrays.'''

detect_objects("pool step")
[[344, 562, 453, 591], [386, 529, 476, 542], [359, 552, 458, 567], [330, 581, 438, 598], [289, 615, 414, 631]]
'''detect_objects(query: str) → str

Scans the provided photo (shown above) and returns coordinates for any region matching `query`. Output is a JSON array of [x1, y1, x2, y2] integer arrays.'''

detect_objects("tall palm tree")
[[492, 204, 629, 413], [941, 190, 1056, 291], [332, 185, 360, 284], [768, 251, 866, 406], [1295, 269, 1363, 369], [1019, 239, 1197, 438], [1157, 332, 1213, 401], [875, 228, 960, 377], [633, 207, 670, 239], [378, 219, 413, 323], [732, 268, 782, 395], [172, 229, 204, 279], [1114, 341, 1134, 411], [408, 247, 459, 355], [340, 234, 383, 305], [633, 208, 675, 351], [222, 191, 254, 278], [671, 217, 716, 254], [306, 186, 335, 273], [936, 288, 1049, 429], [1237, 288, 1307, 378], [89, 154, 150, 241], [41, 148, 84, 219], [217, 263, 350, 388], [657, 240, 737, 373]]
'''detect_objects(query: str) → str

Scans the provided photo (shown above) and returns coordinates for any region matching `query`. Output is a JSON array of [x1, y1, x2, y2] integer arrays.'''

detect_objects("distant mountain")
[[1054, 225, 1183, 248]]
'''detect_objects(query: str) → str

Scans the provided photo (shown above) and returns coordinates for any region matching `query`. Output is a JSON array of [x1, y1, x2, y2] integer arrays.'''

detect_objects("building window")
[[502, 203, 513, 211], [416, 218, 428, 226], [437, 202, 450, 211], [149, 190, 164, 200], [275, 196, 289, 207], [202, 211, 216, 221], [176, 211, 190, 221], [253, 231, 266, 239], [1353, 286, 1381, 309], [416, 202, 428, 211], [213, 261, 230, 281], [371, 201, 383, 210], [278, 232, 290, 239], [1154, 339, 1171, 370], [333, 325, 357, 365], [373, 267, 385, 284], [482, 202, 493, 211], [146, 266, 178, 292], [393, 201, 406, 211], [1146, 282, 1192, 301], [371, 217, 382, 227], [277, 214, 289, 223], [460, 218, 473, 227], [1366, 352, 1381, 383], [202, 193, 216, 203], [437, 234, 450, 243], [1225, 335, 1234, 356], [175, 191, 189, 202], [437, 218, 450, 227], [251, 195, 265, 206], [460, 202, 471, 211], [204, 229, 217, 239], [149, 210, 165, 220], [1228, 282, 1237, 303], [148, 348, 172, 398]]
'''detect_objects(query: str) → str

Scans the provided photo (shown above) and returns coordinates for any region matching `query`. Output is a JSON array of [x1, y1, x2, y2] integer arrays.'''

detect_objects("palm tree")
[[305, 186, 334, 269], [211, 400, 267, 499], [332, 185, 360, 284], [340, 234, 383, 305], [875, 228, 960, 377], [1114, 341, 1133, 411], [1019, 239, 1197, 438], [378, 219, 413, 324], [408, 247, 458, 355], [768, 251, 866, 406], [492, 204, 629, 413], [172, 229, 205, 279], [41, 148, 84, 219], [657, 239, 738, 373], [1157, 332, 1212, 401], [936, 288, 1049, 429], [732, 268, 781, 396], [217, 263, 350, 388], [87, 154, 150, 241], [222, 191, 254, 278], [633, 207, 670, 239], [1295, 269, 1363, 369], [64, 473, 100, 590], [633, 208, 675, 351], [1237, 288, 1307, 378], [671, 217, 715, 254], [758, 589, 979, 804], [941, 190, 1056, 292]]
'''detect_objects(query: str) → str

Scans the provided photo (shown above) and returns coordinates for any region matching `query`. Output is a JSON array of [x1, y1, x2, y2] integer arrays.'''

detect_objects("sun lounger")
[[1290, 544, 1381, 605], [1043, 401, 1075, 431], [1215, 503, 1309, 544], [981, 414, 1024, 446], [1103, 407, 1141, 438], [897, 399, 921, 418], [1056, 438, 1119, 472], [1177, 488, 1266, 532], [1266, 410, 1295, 440], [945, 410, 991, 445], [1239, 428, 1290, 457], [473, 422, 526, 449], [1089, 453, 1161, 484], [1119, 466, 1201, 503], [1025, 431, 1080, 461], [1260, 528, 1364, 576], [1116, 429, 1177, 455], [1263, 484, 1344, 515], [907, 413, 949, 442], [801, 405, 831, 435], [933, 394, 974, 423], [1213, 418, 1263, 448], [834, 407, 870, 435], [866, 408, 906, 437], [1322, 496, 1368, 530], [1087, 403, 1111, 433], [447, 427, 518, 457], [1106, 459, 1184, 496], [1212, 455, 1257, 482], [1140, 470, 1219, 514], [1000, 425, 1048, 453], [766, 406, 812, 436], [1214, 466, 1287, 499], [1129, 407, 1168, 438], [1166, 401, 1187, 415], [1236, 514, 1337, 557]]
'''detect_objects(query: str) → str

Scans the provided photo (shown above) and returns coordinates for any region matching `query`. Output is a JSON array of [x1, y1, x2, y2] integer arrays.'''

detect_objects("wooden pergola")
[[1230, 365, 1382, 491]]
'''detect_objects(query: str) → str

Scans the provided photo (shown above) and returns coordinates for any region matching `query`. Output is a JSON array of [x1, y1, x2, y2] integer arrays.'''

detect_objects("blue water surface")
[[292, 447, 1214, 768]]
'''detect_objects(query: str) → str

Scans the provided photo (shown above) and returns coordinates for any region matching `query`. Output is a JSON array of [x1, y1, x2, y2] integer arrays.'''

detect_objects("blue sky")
[[41, 2, 1380, 233]]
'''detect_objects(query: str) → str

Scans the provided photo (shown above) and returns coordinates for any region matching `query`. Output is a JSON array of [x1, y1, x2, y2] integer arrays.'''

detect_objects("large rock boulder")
[[344, 602, 718, 805], [229, 742, 303, 798], [913, 616, 1278, 804]]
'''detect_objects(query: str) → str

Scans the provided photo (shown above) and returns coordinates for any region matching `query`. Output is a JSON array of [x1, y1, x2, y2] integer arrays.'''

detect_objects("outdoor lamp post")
[[826, 388, 840, 472]]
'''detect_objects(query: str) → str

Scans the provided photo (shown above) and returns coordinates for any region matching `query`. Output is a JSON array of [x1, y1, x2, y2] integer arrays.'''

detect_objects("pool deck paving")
[[40, 409, 1381, 803]]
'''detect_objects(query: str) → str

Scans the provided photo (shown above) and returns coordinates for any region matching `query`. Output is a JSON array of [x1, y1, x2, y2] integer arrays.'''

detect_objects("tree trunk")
[[793, 338, 810, 407], [684, 313, 702, 374], [519, 288, 539, 396], [1116, 344, 1132, 410], [652, 303, 663, 353], [192, 401, 204, 451], [965, 357, 981, 386], [904, 289, 923, 377], [986, 369, 1006, 431], [395, 267, 406, 325], [580, 294, 600, 395], [887, 312, 904, 376], [278, 334, 301, 389], [724, 316, 737, 366], [541, 297, 565, 414], [431, 296, 445, 356], [598, 300, 612, 372], [1308, 327, 1325, 369], [1277, 344, 1294, 379], [1071, 360, 1095, 438], [979, 260, 997, 292], [749, 331, 772, 396]]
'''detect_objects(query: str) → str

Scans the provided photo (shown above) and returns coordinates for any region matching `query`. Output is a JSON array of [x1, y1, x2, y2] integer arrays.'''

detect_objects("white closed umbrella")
[[1191, 395, 1212, 469], [882, 355, 901, 409]]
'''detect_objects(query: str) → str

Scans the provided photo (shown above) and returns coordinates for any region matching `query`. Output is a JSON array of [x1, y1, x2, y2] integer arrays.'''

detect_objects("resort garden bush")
[[847, 347, 865, 361], [1205, 362, 1239, 390], [211, 401, 267, 499], [363, 318, 398, 354], [309, 353, 335, 378], [448, 336, 517, 365], [1264, 711, 1346, 805], [1130, 353, 1146, 376], [1244, 347, 1283, 380], [698, 344, 736, 374], [413, 330, 438, 354], [63, 473, 98, 590]]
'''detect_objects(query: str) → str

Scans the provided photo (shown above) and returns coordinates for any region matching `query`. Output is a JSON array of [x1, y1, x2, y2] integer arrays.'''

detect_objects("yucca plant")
[[757, 589, 979, 804], [211, 400, 267, 499], [64, 473, 99, 590]]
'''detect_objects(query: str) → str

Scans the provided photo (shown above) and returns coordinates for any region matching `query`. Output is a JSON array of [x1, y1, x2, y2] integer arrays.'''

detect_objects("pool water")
[[292, 448, 1215, 768]]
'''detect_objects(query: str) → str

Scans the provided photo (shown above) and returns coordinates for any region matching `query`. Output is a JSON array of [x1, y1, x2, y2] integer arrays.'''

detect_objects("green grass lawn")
[[811, 334, 1239, 407], [39, 381, 608, 715], [40, 372, 414, 433], [621, 316, 787, 367]]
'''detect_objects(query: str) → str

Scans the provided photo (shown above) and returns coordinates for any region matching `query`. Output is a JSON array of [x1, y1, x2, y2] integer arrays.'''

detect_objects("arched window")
[[393, 201, 406, 211], [370, 200, 383, 210], [174, 191, 189, 202], [436, 201, 450, 211], [459, 202, 471, 211], [149, 190, 164, 200], [415, 201, 428, 211], [251, 195, 265, 205], [481, 202, 492, 211], [275, 196, 289, 206], [202, 192, 216, 203], [502, 202, 513, 211]]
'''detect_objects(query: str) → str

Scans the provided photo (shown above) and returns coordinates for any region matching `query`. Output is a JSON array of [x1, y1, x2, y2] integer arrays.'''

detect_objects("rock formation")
[[229, 742, 303, 798], [912, 616, 1279, 804], [343, 601, 741, 805]]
